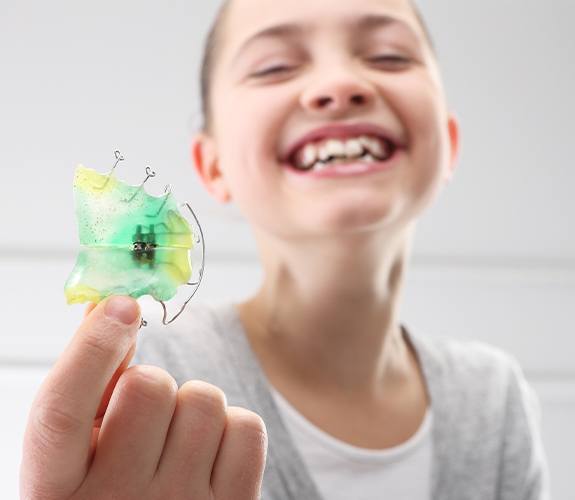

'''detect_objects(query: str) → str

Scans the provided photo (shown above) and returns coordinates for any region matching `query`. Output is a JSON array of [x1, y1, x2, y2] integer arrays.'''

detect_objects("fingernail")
[[104, 296, 139, 325]]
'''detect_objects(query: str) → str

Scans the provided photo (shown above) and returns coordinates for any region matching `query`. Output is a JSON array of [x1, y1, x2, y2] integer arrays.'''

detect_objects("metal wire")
[[95, 150, 124, 190], [156, 202, 206, 325]]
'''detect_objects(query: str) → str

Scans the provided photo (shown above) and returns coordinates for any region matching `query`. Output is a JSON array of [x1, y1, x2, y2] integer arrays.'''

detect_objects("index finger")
[[21, 296, 140, 496]]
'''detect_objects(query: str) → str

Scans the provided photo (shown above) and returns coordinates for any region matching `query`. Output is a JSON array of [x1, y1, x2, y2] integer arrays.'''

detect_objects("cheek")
[[405, 92, 451, 211], [213, 82, 294, 186], [212, 110, 285, 226], [394, 75, 443, 139], [396, 74, 447, 157], [214, 82, 290, 159], [379, 76, 451, 214]]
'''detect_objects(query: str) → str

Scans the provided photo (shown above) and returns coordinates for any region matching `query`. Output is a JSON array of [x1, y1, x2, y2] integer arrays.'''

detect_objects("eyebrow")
[[233, 14, 419, 60]]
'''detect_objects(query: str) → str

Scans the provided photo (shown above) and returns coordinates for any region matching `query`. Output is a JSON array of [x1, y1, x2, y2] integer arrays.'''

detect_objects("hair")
[[199, 0, 437, 133]]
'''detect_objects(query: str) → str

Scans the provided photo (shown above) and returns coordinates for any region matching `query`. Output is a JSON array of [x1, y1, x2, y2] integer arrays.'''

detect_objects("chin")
[[306, 196, 404, 236]]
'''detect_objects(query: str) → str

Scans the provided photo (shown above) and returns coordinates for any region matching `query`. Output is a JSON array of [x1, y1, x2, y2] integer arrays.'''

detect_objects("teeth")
[[301, 144, 317, 168], [359, 135, 386, 158], [324, 139, 346, 159], [344, 138, 364, 157], [361, 153, 377, 163], [292, 135, 391, 170], [314, 152, 377, 170], [318, 144, 330, 162]]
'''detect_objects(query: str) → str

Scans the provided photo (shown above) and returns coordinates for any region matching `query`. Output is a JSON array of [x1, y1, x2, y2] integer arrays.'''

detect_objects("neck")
[[237, 223, 416, 398]]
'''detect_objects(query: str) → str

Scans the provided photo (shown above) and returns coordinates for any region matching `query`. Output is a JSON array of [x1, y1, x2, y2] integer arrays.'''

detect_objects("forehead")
[[220, 0, 422, 51]]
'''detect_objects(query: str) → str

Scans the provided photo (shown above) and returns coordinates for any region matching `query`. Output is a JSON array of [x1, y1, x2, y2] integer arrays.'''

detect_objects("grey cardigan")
[[132, 302, 550, 500]]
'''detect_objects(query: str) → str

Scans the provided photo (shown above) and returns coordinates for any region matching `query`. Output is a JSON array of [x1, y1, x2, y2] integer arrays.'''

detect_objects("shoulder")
[[411, 328, 517, 379], [411, 329, 541, 429], [408, 328, 549, 498], [410, 328, 532, 409]]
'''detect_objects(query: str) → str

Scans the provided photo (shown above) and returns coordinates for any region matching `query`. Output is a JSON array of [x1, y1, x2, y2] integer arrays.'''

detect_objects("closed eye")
[[250, 65, 295, 78], [367, 55, 410, 65], [249, 55, 409, 79]]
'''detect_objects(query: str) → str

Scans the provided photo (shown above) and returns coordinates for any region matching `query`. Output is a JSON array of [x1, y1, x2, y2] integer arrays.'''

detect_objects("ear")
[[444, 112, 460, 184], [190, 132, 232, 203]]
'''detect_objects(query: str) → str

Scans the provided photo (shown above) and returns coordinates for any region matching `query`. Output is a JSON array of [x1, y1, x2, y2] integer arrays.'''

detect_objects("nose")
[[300, 70, 376, 117]]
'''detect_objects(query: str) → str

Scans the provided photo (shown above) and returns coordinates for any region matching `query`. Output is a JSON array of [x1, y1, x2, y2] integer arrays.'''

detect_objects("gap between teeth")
[[311, 152, 379, 170]]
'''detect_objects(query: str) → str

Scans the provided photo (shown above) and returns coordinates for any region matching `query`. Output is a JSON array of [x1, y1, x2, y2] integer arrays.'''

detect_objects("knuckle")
[[226, 406, 268, 444], [30, 399, 83, 450], [78, 314, 132, 364], [225, 407, 268, 472], [82, 326, 117, 361], [119, 365, 177, 404], [178, 380, 227, 420]]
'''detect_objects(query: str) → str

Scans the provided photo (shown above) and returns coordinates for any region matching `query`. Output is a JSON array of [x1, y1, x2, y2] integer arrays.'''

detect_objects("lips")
[[279, 122, 406, 166]]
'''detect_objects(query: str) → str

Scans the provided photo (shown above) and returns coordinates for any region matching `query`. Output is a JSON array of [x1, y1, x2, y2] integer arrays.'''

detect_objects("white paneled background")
[[1, 1, 573, 499]]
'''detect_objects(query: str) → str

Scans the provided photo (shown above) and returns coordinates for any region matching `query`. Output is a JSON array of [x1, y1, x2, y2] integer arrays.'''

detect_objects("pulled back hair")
[[199, 0, 437, 133]]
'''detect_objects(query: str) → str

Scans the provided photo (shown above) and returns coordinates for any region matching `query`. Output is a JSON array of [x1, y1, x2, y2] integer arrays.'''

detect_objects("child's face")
[[194, 0, 459, 240]]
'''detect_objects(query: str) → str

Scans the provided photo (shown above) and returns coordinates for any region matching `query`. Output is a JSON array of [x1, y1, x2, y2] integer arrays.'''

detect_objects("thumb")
[[22, 296, 141, 498]]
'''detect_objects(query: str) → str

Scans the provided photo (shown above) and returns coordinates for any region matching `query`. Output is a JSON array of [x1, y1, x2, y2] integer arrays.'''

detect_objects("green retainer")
[[64, 165, 193, 304]]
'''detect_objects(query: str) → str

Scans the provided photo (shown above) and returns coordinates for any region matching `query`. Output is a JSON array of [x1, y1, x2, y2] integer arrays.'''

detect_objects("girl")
[[21, 0, 549, 499]]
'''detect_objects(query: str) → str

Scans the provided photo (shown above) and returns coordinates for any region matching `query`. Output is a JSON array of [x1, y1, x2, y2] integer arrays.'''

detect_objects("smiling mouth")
[[282, 146, 402, 182], [285, 134, 398, 173]]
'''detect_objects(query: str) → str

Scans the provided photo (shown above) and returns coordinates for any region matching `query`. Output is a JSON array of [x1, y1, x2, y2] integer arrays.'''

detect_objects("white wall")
[[1, 0, 573, 498]]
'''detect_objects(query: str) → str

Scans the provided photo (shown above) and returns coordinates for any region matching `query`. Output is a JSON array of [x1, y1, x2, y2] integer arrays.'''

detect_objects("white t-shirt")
[[270, 386, 433, 500]]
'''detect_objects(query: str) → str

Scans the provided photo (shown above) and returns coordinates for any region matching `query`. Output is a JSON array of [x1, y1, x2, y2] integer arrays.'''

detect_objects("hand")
[[20, 296, 267, 500]]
